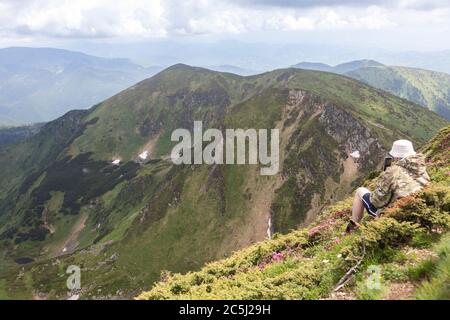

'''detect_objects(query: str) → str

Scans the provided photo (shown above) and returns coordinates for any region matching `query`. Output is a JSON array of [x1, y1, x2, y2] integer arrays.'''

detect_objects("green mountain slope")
[[138, 126, 450, 300], [347, 66, 450, 120], [0, 65, 447, 299]]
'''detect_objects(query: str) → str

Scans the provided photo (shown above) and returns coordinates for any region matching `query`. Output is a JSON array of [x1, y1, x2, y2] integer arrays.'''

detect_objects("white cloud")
[[0, 0, 448, 41], [0, 0, 167, 38]]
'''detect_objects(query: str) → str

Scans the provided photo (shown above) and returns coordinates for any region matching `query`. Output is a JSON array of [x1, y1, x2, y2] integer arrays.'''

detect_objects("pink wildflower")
[[308, 227, 321, 237], [271, 251, 284, 262]]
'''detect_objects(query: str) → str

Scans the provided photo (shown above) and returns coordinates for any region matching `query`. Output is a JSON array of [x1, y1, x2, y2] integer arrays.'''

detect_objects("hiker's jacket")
[[370, 153, 430, 208]]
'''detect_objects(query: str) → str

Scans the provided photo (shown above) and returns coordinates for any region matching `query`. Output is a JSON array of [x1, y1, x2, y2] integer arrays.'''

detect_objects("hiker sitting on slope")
[[346, 139, 430, 233]]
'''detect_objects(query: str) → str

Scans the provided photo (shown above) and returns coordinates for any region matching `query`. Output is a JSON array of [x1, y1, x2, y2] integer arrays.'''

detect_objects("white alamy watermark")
[[66, 265, 81, 300], [170, 121, 279, 175], [66, 265, 81, 291]]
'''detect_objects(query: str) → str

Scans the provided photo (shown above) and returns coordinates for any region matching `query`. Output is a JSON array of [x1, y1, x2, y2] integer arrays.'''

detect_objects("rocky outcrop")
[[319, 104, 385, 168], [285, 89, 385, 168], [139, 83, 230, 138]]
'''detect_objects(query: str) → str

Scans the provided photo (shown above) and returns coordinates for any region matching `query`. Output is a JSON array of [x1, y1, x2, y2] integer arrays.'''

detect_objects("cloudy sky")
[[0, 0, 449, 67]]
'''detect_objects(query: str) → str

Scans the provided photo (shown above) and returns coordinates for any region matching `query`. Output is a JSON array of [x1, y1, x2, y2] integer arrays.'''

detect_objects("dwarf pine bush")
[[415, 234, 450, 299], [361, 218, 422, 249]]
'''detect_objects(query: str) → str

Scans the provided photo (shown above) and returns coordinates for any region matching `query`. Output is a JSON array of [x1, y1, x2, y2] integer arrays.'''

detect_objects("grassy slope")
[[138, 126, 450, 300], [347, 66, 450, 120]]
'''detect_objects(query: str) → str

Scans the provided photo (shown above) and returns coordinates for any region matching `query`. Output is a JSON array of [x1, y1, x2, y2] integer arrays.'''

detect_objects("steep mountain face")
[[0, 65, 447, 298], [347, 66, 450, 120], [0, 47, 161, 125]]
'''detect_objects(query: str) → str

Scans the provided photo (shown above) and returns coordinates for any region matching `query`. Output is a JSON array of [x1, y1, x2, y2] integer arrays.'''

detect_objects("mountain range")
[[2, 47, 450, 128], [0, 64, 447, 299], [0, 47, 162, 126], [292, 60, 450, 120], [75, 40, 450, 75]]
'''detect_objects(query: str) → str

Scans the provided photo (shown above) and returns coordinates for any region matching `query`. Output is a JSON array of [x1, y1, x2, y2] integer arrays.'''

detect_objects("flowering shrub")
[[271, 251, 284, 262]]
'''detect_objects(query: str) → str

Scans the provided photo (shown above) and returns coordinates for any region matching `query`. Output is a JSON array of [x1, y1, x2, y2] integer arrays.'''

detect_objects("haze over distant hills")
[[0, 47, 162, 126], [292, 60, 450, 120], [73, 40, 450, 75], [207, 65, 259, 76]]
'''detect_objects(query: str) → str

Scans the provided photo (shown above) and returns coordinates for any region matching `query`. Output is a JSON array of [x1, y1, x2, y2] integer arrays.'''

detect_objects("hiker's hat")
[[389, 139, 416, 158]]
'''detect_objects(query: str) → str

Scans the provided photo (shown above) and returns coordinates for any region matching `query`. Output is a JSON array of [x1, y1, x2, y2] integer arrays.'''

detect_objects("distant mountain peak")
[[291, 59, 384, 74], [333, 59, 384, 73], [166, 63, 192, 70], [206, 64, 258, 76], [291, 62, 333, 72]]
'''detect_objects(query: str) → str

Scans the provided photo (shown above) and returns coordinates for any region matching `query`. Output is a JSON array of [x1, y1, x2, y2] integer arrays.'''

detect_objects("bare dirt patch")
[[384, 282, 416, 300], [325, 289, 357, 300], [53, 213, 88, 257]]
